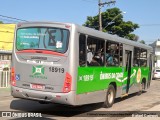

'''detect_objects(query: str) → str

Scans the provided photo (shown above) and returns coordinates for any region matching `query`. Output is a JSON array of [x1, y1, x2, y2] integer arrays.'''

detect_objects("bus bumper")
[[11, 86, 76, 105]]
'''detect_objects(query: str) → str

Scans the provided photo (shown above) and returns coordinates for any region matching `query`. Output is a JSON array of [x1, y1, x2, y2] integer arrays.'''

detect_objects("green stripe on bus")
[[77, 67, 149, 94]]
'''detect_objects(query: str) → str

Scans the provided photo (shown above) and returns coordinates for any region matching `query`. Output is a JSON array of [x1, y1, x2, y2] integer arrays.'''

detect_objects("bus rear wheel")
[[142, 82, 145, 91], [104, 85, 116, 108]]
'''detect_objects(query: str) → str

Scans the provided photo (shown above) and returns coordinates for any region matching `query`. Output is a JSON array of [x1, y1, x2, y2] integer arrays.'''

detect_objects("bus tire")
[[138, 81, 146, 95], [38, 101, 49, 104], [103, 85, 116, 108], [142, 81, 145, 91]]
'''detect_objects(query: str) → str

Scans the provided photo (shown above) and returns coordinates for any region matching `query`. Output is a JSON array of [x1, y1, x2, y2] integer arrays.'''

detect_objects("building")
[[0, 24, 15, 88], [0, 24, 15, 51], [149, 39, 160, 68], [0, 24, 15, 60], [0, 23, 15, 70]]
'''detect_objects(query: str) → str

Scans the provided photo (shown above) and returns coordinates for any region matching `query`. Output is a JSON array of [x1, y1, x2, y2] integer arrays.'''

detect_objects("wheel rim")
[[108, 89, 114, 104]]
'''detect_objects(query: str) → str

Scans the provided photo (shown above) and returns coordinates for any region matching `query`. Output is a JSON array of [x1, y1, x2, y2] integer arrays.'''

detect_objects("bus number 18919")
[[49, 67, 64, 73]]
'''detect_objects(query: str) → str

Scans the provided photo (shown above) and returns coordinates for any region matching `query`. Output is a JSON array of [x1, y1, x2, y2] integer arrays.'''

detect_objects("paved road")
[[0, 79, 160, 120]]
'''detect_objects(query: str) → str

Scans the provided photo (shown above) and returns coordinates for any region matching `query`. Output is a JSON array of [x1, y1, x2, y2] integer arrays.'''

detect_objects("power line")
[[0, 17, 19, 23], [0, 14, 28, 22], [81, 0, 97, 3], [140, 24, 160, 26], [0, 25, 15, 29]]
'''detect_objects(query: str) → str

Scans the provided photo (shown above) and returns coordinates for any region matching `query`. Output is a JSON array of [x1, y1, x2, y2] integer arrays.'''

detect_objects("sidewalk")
[[66, 104, 160, 120], [119, 105, 160, 120], [0, 87, 11, 98]]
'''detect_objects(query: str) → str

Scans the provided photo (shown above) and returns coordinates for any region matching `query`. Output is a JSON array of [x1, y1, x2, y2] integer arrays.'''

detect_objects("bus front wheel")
[[104, 85, 116, 108]]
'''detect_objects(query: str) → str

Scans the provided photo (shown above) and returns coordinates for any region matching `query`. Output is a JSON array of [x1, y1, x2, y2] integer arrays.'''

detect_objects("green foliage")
[[83, 7, 139, 41], [0, 21, 3, 24], [139, 40, 145, 44]]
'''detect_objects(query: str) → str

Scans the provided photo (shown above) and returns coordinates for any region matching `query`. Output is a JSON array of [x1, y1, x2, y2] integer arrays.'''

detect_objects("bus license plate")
[[31, 84, 44, 90]]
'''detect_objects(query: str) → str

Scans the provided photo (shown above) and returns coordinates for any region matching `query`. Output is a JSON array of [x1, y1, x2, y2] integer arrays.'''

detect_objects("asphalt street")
[[0, 79, 160, 120]]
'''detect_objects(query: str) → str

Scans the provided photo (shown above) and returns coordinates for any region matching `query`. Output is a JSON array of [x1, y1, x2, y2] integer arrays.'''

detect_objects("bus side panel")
[[125, 67, 149, 95], [77, 67, 123, 94], [75, 66, 150, 105], [75, 67, 123, 105], [141, 67, 150, 88]]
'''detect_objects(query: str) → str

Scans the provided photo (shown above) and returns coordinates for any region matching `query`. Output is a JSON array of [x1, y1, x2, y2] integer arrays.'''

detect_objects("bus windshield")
[[16, 27, 69, 53]]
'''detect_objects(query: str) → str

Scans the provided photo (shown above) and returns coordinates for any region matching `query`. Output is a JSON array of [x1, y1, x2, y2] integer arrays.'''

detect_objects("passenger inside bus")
[[89, 56, 100, 66], [133, 59, 139, 67], [141, 60, 147, 67], [93, 49, 104, 66], [87, 48, 93, 65], [106, 53, 113, 66]]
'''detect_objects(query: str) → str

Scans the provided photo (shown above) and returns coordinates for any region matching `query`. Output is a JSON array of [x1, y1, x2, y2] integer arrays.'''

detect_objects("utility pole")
[[98, 0, 116, 31], [99, 0, 102, 31]]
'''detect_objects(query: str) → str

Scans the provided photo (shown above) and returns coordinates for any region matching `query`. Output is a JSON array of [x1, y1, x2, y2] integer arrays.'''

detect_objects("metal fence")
[[0, 71, 10, 88]]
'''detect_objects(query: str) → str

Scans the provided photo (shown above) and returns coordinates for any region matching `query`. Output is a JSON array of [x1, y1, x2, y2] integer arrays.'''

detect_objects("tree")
[[139, 40, 145, 44], [83, 8, 139, 41], [0, 21, 3, 24]]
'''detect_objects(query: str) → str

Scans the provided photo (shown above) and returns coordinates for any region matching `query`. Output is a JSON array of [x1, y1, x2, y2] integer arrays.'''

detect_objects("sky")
[[0, 0, 160, 44]]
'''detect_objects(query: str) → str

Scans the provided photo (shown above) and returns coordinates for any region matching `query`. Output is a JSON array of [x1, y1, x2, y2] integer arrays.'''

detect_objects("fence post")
[[0, 71, 10, 88], [0, 71, 2, 87]]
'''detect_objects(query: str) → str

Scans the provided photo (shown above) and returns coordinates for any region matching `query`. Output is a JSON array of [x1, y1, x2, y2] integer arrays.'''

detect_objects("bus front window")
[[16, 27, 69, 53]]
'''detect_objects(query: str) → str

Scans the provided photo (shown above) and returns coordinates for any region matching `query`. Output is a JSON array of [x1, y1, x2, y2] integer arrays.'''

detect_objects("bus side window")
[[79, 34, 86, 67], [87, 48, 93, 65], [133, 47, 140, 67], [87, 36, 105, 66], [140, 49, 147, 67], [133, 48, 147, 67], [106, 41, 120, 66]]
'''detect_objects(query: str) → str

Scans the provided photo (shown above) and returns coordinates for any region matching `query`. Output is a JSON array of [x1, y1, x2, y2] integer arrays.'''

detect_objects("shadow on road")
[[10, 91, 146, 118], [10, 99, 103, 118], [115, 91, 147, 104]]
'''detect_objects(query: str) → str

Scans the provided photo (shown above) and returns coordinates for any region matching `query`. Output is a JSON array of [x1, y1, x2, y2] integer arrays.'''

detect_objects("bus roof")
[[74, 24, 152, 51]]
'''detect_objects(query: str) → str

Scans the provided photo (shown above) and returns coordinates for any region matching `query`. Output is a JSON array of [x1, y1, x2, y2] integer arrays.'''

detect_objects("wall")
[[0, 24, 15, 51]]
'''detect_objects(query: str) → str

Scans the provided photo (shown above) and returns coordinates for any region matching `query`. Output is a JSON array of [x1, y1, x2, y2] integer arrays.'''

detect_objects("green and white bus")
[[11, 22, 153, 107]]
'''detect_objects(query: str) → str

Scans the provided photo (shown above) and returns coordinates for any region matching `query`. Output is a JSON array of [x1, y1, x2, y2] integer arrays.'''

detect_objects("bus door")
[[122, 45, 133, 96]]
